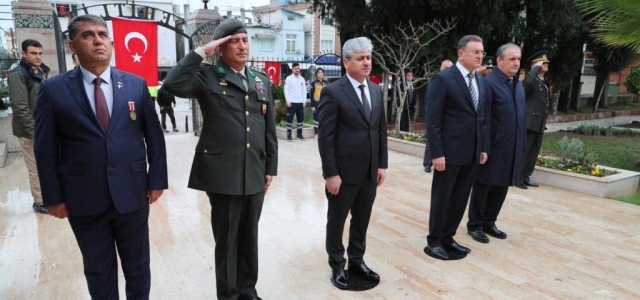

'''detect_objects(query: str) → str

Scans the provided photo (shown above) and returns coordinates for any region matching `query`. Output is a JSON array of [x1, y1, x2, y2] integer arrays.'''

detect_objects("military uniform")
[[162, 19, 277, 300], [521, 51, 551, 184]]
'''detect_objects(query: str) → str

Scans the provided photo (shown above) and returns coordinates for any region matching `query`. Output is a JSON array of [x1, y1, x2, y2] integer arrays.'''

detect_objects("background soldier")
[[517, 51, 550, 189], [478, 56, 494, 77]]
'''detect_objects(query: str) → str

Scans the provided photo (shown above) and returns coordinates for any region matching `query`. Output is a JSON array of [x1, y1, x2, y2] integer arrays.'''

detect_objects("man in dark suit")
[[162, 19, 277, 300], [318, 37, 388, 290], [34, 15, 167, 299], [399, 71, 415, 132], [517, 51, 551, 189], [467, 43, 527, 243], [425, 35, 488, 261], [423, 60, 453, 173]]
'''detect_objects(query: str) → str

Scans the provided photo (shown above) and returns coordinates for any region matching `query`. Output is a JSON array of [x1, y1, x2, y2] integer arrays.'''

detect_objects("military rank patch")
[[220, 78, 228, 86]]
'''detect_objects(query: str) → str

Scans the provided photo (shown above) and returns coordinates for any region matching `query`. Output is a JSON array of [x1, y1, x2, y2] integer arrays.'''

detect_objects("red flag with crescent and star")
[[112, 16, 158, 86], [264, 61, 280, 85]]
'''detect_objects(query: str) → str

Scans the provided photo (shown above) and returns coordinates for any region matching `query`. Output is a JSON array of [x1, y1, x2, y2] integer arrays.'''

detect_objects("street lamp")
[[202, 0, 209, 10]]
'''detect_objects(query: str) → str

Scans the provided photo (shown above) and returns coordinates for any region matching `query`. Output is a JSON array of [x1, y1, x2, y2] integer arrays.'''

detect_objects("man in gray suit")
[[318, 37, 388, 290]]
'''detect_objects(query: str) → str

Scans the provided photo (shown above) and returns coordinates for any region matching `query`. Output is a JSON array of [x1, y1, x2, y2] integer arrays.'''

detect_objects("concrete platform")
[[2, 99, 640, 299]]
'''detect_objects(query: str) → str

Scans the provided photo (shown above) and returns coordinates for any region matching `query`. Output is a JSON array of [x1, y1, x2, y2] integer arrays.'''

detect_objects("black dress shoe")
[[424, 166, 432, 173], [515, 181, 528, 189], [443, 241, 471, 254], [331, 269, 349, 290], [424, 245, 449, 260], [483, 225, 507, 239], [468, 229, 490, 243], [348, 263, 380, 281], [523, 178, 539, 187]]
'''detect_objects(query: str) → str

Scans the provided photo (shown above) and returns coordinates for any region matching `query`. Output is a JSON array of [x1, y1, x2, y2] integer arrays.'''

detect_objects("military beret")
[[528, 50, 550, 63], [482, 56, 495, 68], [213, 19, 248, 40]]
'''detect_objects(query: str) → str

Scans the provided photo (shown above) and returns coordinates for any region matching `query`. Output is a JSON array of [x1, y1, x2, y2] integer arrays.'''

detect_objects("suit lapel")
[[367, 79, 379, 126], [340, 76, 368, 123], [108, 68, 126, 136], [451, 67, 476, 111], [66, 68, 103, 132]]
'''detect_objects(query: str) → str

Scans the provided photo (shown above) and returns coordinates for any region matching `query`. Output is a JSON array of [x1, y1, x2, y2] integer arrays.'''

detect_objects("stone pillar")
[[12, 0, 60, 77]]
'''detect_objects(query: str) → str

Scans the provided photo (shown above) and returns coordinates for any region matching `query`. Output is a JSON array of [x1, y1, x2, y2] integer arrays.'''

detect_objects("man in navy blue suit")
[[467, 43, 527, 244], [34, 15, 168, 299], [425, 35, 488, 260]]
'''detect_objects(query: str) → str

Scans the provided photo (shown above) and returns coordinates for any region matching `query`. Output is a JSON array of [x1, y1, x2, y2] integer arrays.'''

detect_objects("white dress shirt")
[[456, 61, 478, 96], [79, 66, 113, 116], [284, 74, 306, 103], [346, 73, 371, 110]]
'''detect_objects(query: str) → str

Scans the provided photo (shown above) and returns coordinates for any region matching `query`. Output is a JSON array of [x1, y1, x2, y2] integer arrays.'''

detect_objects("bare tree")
[[371, 20, 455, 134]]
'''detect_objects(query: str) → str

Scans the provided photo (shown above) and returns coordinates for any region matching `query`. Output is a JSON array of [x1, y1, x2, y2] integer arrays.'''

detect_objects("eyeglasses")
[[467, 50, 486, 57]]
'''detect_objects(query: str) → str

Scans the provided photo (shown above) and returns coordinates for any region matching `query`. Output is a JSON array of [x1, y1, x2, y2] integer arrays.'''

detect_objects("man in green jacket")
[[8, 39, 50, 214], [162, 19, 277, 300]]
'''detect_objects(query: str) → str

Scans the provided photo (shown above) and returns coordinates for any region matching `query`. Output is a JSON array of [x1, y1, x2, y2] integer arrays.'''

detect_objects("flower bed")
[[386, 130, 426, 143], [536, 156, 617, 177]]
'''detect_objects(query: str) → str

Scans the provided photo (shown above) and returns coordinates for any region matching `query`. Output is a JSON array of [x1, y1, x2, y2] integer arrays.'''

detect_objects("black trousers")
[[522, 130, 544, 179], [312, 109, 318, 134], [326, 176, 377, 271], [427, 159, 477, 246], [207, 192, 265, 300], [286, 103, 304, 137], [68, 203, 151, 300], [399, 107, 410, 132], [160, 106, 176, 129], [467, 182, 509, 230]]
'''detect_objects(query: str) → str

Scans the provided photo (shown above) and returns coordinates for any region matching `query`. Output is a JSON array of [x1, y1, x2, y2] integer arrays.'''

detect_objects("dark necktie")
[[238, 72, 248, 91], [93, 77, 110, 132], [358, 84, 371, 122], [467, 73, 478, 110]]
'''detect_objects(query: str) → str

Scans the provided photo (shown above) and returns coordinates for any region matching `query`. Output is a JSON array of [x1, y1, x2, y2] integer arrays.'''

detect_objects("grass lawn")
[[541, 132, 640, 205], [554, 102, 640, 115]]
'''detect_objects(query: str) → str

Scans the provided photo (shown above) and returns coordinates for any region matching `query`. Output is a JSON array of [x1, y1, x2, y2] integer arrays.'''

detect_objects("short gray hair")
[[496, 43, 521, 59], [457, 35, 483, 50], [68, 15, 108, 41], [342, 37, 373, 59]]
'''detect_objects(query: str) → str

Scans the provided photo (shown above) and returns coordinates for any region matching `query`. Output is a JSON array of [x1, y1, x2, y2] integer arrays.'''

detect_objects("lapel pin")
[[118, 81, 123, 89]]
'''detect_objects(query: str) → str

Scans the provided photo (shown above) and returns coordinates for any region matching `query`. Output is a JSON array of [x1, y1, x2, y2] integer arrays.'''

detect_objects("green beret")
[[213, 19, 247, 40]]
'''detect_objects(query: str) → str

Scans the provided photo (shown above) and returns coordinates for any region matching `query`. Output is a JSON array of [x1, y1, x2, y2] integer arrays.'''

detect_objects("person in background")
[[8, 39, 50, 214], [477, 56, 495, 77], [284, 62, 307, 141], [310, 67, 328, 139], [157, 86, 178, 133], [72, 53, 80, 69]]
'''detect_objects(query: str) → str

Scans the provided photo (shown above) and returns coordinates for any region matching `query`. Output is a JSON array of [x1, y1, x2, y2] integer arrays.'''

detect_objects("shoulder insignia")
[[217, 66, 226, 75]]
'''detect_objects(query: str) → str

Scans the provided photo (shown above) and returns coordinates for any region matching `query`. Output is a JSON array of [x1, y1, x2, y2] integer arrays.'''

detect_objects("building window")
[[320, 40, 333, 53], [259, 38, 274, 51], [286, 34, 297, 53], [287, 16, 295, 21]]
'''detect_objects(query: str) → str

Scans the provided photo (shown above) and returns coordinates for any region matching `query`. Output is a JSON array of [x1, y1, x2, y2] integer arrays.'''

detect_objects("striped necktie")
[[467, 73, 478, 110]]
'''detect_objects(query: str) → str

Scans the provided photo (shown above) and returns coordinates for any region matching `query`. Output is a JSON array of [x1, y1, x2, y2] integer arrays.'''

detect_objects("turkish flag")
[[264, 61, 280, 85], [112, 17, 158, 86]]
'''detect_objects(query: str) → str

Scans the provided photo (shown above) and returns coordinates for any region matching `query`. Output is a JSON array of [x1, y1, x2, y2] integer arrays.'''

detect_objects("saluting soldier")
[[478, 56, 495, 77], [162, 19, 278, 300], [517, 51, 550, 189]]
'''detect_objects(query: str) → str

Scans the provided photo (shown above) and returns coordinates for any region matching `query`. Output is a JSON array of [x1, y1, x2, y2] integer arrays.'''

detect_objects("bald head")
[[440, 60, 453, 71]]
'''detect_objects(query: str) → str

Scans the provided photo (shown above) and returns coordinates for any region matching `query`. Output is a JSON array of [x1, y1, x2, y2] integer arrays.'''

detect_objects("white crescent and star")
[[267, 66, 276, 76], [124, 32, 148, 63]]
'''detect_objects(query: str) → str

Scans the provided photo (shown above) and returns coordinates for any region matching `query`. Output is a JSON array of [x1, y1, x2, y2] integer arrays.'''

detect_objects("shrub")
[[536, 135, 616, 177]]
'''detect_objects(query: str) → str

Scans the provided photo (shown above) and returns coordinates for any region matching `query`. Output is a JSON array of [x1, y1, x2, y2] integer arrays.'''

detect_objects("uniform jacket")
[[426, 64, 488, 166], [162, 51, 278, 195], [317, 75, 388, 184], [8, 58, 50, 138], [34, 67, 168, 216], [157, 87, 176, 107], [476, 68, 527, 186], [523, 65, 550, 133]]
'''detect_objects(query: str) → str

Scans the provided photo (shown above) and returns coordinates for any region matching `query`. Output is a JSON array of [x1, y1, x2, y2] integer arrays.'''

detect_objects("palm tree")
[[576, 0, 640, 49]]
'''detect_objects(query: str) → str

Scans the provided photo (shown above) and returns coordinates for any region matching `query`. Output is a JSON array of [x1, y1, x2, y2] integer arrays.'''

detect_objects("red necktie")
[[93, 77, 110, 132]]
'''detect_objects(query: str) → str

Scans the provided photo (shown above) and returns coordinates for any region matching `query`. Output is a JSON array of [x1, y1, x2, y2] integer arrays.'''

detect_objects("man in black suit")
[[318, 37, 388, 290], [467, 43, 527, 244], [423, 60, 453, 173], [425, 35, 488, 260]]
